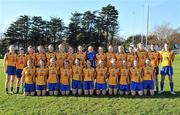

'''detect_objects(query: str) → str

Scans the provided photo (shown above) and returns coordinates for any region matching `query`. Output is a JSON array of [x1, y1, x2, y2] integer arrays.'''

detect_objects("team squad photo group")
[[3, 43, 176, 97]]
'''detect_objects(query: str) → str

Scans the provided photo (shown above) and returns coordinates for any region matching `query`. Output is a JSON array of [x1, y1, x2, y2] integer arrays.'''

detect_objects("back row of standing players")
[[3, 43, 175, 96]]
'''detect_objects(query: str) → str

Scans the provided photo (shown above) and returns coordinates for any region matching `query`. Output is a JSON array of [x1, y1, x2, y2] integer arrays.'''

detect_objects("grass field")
[[0, 55, 180, 115]]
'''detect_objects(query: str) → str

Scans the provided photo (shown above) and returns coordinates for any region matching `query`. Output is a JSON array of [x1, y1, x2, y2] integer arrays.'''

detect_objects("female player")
[[21, 59, 35, 96], [95, 60, 107, 95], [119, 60, 130, 95], [137, 43, 148, 67], [130, 59, 143, 96], [46, 44, 56, 66], [72, 59, 83, 95], [75, 45, 86, 67], [115, 45, 127, 68], [56, 44, 67, 68], [67, 47, 75, 68], [143, 59, 155, 96], [36, 60, 48, 96], [25, 46, 36, 67], [35, 45, 46, 67], [148, 44, 160, 93], [108, 59, 119, 95], [60, 60, 72, 95], [106, 45, 116, 68], [127, 46, 137, 68], [83, 60, 95, 95], [160, 43, 175, 95], [96, 47, 106, 67], [16, 47, 26, 94], [3, 45, 17, 94], [86, 46, 96, 67], [48, 58, 59, 96]]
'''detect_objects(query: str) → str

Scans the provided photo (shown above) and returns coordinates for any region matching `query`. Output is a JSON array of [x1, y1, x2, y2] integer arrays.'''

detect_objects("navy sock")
[[170, 82, 174, 92], [156, 86, 159, 92], [160, 82, 164, 91], [10, 87, 13, 92], [6, 88, 8, 93], [16, 87, 19, 93]]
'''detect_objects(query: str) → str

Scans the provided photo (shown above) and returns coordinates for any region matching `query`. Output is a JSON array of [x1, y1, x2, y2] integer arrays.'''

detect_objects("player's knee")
[[119, 91, 124, 95], [54, 91, 59, 96], [89, 90, 93, 95], [96, 90, 100, 95], [138, 91, 143, 96], [30, 92, 35, 96], [125, 91, 129, 95], [131, 91, 136, 96], [61, 91, 65, 95], [102, 90, 106, 95], [84, 90, 88, 95], [66, 91, 69, 96]]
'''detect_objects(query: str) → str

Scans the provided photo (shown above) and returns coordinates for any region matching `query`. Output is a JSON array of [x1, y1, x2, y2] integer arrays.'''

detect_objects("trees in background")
[[2, 4, 179, 56], [3, 4, 120, 52]]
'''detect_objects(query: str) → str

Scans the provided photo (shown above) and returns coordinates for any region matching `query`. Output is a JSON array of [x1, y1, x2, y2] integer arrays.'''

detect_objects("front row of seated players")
[[21, 57, 155, 96]]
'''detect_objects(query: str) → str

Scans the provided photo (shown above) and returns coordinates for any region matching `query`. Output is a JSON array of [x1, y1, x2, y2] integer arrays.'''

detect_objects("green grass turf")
[[0, 55, 180, 115]]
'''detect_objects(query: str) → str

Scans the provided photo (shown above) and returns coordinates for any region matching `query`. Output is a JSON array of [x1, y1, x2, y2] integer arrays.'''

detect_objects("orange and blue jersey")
[[119, 68, 130, 91], [16, 54, 26, 78], [95, 67, 107, 90], [72, 65, 83, 89], [160, 51, 175, 77], [5, 52, 17, 66], [22, 67, 36, 92], [67, 53, 75, 67], [36, 67, 48, 85], [108, 67, 119, 89], [35, 53, 46, 66], [25, 53, 36, 66], [48, 66, 59, 83], [83, 68, 95, 90], [56, 52, 67, 68], [148, 50, 160, 68], [119, 68, 130, 85], [143, 66, 155, 90], [106, 52, 116, 67], [4, 52, 17, 75], [75, 52, 86, 67], [115, 53, 127, 68], [137, 50, 148, 67], [130, 67, 143, 91], [47, 66, 59, 91], [22, 67, 35, 84], [96, 53, 106, 67], [127, 53, 137, 68], [60, 68, 72, 85], [46, 52, 56, 66], [60, 67, 72, 91], [83, 68, 95, 81]]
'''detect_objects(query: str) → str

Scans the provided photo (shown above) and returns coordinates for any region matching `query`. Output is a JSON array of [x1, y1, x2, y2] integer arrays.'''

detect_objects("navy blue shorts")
[[24, 83, 34, 92], [143, 80, 154, 90], [60, 83, 70, 91], [6, 66, 16, 76], [16, 69, 22, 78], [83, 81, 94, 90], [36, 85, 46, 90], [160, 66, 173, 77], [119, 84, 130, 91], [108, 84, 118, 89], [72, 80, 82, 89], [130, 82, 143, 91], [96, 83, 107, 90], [48, 83, 58, 91]]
